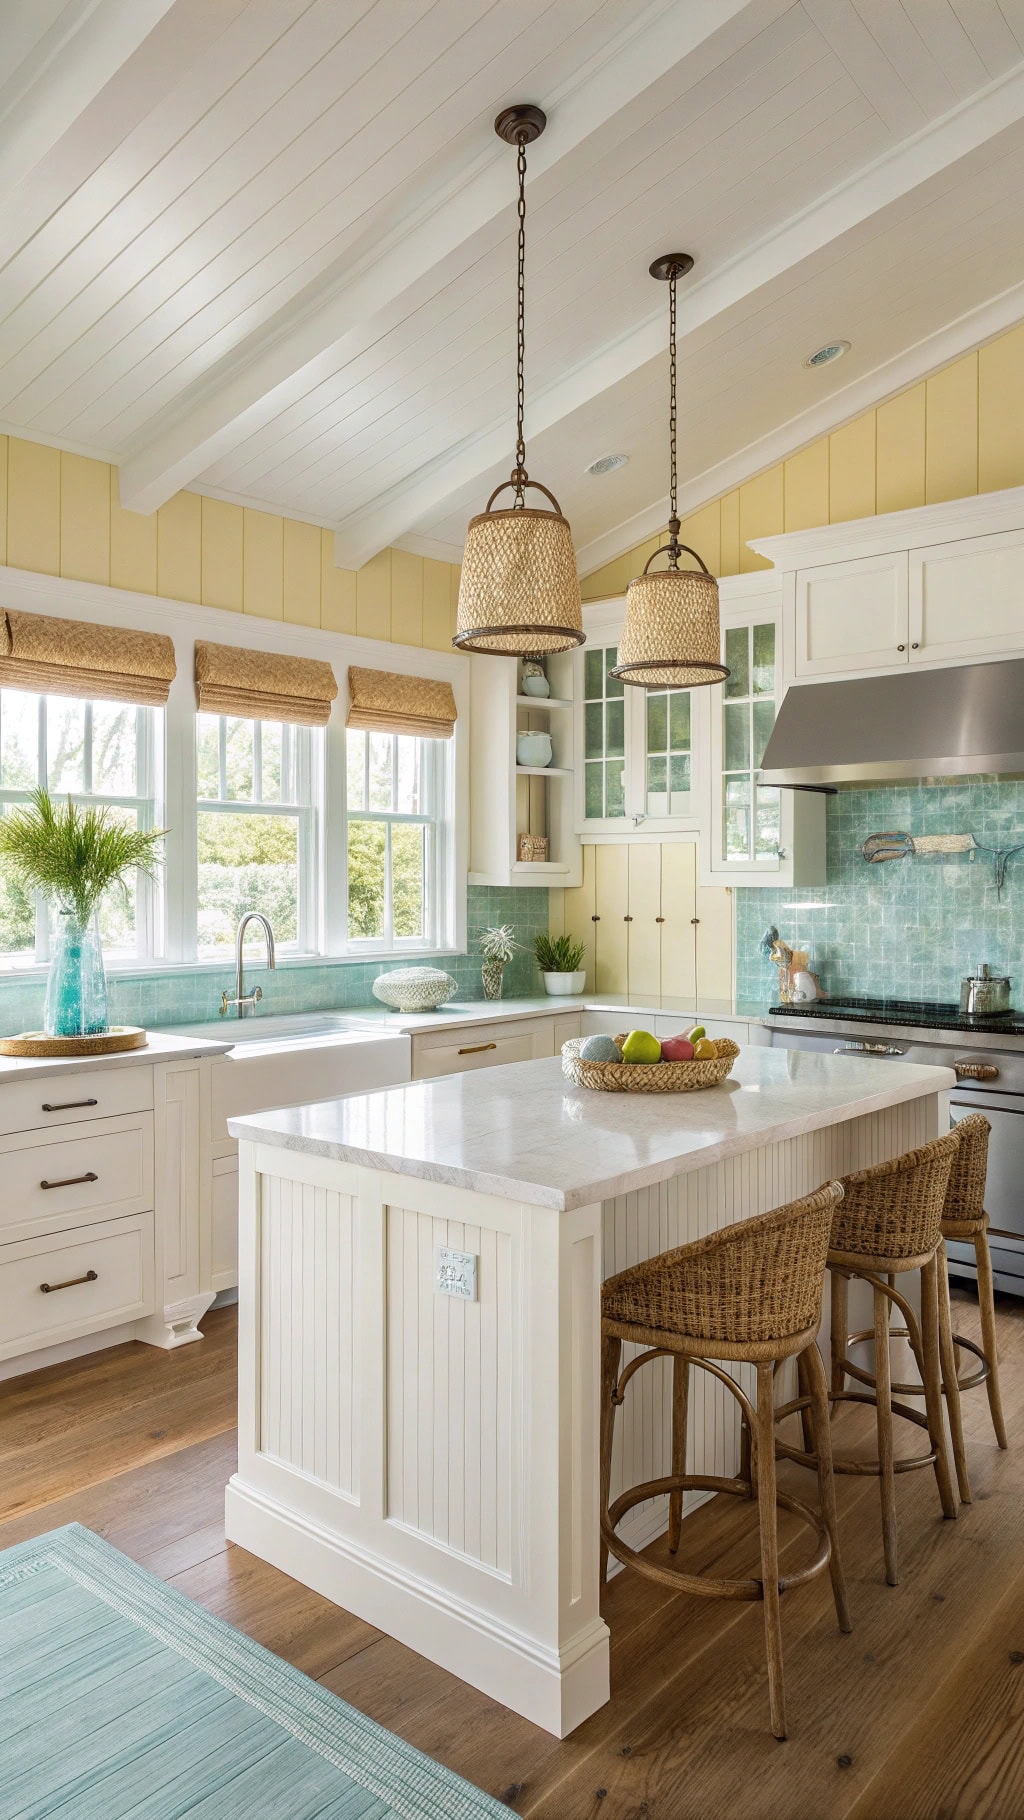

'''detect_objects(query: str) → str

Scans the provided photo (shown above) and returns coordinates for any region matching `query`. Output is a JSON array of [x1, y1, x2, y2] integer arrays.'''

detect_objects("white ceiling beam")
[[116, 0, 770, 516], [331, 59, 1024, 568], [0, 0, 180, 198]]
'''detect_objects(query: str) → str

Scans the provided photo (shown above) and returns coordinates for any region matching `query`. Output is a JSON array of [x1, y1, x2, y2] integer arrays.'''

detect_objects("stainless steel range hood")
[[759, 657, 1024, 787]]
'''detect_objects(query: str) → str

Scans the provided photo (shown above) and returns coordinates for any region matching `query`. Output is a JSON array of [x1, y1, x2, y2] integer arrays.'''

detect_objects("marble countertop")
[[0, 1029, 232, 1082], [229, 1046, 955, 1212]]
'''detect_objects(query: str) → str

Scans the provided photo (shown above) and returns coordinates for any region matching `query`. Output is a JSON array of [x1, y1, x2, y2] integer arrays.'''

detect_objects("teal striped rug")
[[1, 1524, 508, 1819]]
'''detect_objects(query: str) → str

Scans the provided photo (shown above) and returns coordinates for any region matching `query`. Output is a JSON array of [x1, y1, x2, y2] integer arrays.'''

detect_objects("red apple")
[[660, 1035, 695, 1062]]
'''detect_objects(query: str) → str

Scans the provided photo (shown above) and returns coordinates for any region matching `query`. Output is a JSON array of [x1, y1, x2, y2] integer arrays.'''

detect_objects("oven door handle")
[[833, 1042, 908, 1056]]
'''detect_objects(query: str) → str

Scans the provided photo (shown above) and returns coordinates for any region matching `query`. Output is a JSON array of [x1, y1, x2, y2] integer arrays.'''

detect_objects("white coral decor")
[[372, 967, 458, 1012]]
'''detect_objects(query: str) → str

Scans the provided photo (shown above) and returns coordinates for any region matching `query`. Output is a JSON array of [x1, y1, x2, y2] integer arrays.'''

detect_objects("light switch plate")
[[435, 1246, 478, 1301]]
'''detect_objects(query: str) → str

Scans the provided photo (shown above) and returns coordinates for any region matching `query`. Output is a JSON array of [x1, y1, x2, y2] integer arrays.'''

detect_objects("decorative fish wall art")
[[861, 831, 1024, 896]]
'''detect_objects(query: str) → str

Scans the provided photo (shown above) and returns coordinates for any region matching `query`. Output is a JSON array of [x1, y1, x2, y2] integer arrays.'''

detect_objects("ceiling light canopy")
[[611, 254, 728, 690], [454, 105, 583, 657]]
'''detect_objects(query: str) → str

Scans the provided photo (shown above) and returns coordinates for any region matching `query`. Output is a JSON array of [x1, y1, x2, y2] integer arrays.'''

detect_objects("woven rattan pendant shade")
[[614, 567, 727, 687], [455, 504, 582, 655]]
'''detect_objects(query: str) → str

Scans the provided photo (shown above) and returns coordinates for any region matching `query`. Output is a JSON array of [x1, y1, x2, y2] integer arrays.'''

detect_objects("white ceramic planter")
[[542, 971, 586, 997]]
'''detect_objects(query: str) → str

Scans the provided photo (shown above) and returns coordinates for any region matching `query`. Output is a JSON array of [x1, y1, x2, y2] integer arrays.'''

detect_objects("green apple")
[[688, 1024, 706, 1042], [620, 1029, 662, 1065]]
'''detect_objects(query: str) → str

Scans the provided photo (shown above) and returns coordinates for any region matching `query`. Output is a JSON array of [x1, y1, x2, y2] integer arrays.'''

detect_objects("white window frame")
[[344, 729, 449, 954], [0, 692, 162, 968], [0, 566, 468, 974]]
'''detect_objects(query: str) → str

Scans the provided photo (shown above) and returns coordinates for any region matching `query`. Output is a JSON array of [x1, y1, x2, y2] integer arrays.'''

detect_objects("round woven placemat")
[[561, 1035, 739, 1094], [0, 1026, 148, 1058]]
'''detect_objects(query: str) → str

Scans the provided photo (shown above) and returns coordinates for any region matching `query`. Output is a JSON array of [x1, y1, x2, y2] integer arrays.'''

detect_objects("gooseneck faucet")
[[220, 912, 276, 1018]]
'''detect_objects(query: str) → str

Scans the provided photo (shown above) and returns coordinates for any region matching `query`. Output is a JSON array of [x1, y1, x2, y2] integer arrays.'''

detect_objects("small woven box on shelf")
[[517, 833, 549, 862], [561, 1035, 740, 1094]]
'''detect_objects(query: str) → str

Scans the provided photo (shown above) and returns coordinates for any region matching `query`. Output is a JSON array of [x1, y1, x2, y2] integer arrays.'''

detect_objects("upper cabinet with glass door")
[[699, 574, 825, 889], [575, 611, 700, 836]]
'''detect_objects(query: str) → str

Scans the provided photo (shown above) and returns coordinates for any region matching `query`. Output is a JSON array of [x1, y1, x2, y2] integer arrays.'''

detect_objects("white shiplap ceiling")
[[2, 0, 1024, 573]]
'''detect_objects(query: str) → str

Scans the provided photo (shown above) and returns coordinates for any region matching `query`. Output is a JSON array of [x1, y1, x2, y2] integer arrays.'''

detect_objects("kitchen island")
[[227, 1045, 953, 1736]]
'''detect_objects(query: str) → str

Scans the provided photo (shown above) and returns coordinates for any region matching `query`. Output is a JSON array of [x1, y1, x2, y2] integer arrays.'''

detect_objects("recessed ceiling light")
[[804, 340, 851, 369], [585, 452, 629, 476]]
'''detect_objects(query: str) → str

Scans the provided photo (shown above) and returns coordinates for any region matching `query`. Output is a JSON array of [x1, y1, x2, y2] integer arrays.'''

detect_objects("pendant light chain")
[[667, 266, 680, 568], [513, 131, 528, 506]]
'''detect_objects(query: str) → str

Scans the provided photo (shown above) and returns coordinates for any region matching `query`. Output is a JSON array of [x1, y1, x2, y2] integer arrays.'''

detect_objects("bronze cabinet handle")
[[41, 1098, 98, 1113], [690, 917, 700, 926], [591, 914, 600, 921], [40, 1270, 98, 1293], [624, 915, 633, 921], [458, 1042, 498, 1056], [40, 1171, 99, 1191], [897, 643, 906, 651], [953, 1062, 999, 1081], [655, 916, 665, 923]]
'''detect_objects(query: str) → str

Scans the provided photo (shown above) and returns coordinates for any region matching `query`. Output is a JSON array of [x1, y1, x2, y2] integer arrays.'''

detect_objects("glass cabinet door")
[[720, 620, 781, 863], [644, 687, 691, 818], [582, 644, 626, 822]]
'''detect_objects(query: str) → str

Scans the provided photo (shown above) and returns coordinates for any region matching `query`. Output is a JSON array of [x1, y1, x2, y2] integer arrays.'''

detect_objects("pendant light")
[[611, 255, 728, 688], [454, 106, 583, 656]]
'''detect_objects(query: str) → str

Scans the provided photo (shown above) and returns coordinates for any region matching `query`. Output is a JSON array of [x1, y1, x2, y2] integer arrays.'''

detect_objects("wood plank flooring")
[[2, 1291, 1024, 1818]]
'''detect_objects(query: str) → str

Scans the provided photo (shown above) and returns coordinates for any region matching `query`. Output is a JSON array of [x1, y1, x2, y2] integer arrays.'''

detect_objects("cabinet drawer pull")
[[655, 916, 665, 924], [458, 1042, 498, 1056], [623, 914, 633, 922], [41, 1098, 98, 1113], [690, 917, 700, 926], [40, 1171, 99, 1191], [591, 914, 600, 922], [40, 1269, 98, 1294]]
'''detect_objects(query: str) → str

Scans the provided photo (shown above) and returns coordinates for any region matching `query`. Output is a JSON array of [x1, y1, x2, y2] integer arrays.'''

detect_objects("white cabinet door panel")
[[795, 553, 909, 676], [910, 530, 1024, 663]]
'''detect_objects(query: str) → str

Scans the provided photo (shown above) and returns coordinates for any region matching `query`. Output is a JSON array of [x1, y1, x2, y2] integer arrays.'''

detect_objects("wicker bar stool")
[[599, 1184, 851, 1741], [777, 1129, 965, 1590], [941, 1113, 1007, 1450]]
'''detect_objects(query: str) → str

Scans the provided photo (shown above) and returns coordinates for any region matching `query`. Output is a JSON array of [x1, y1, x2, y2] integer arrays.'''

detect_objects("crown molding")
[[749, 483, 1024, 569]]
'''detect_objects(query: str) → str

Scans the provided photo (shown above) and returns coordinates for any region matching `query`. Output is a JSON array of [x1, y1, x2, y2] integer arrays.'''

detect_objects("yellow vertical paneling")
[[926, 353, 978, 504], [110, 469, 157, 594], [738, 465, 784, 570], [829, 415, 876, 523], [979, 323, 1024, 493], [59, 453, 109, 585], [449, 564, 461, 643], [783, 440, 829, 531], [242, 508, 283, 620], [282, 517, 320, 626], [8, 438, 60, 575], [201, 497, 243, 612], [719, 490, 740, 575], [423, 558, 452, 650], [0, 436, 8, 565], [321, 532, 356, 634], [390, 548, 424, 646], [157, 490, 201, 603], [356, 548, 392, 640], [876, 385, 926, 515], [679, 500, 720, 575]]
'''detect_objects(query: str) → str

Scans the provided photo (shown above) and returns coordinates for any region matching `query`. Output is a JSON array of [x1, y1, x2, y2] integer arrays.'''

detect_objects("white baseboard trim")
[[225, 1475, 610, 1738]]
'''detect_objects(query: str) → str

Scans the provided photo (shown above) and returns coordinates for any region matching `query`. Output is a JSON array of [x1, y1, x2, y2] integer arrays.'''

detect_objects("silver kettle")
[[959, 964, 1012, 1018]]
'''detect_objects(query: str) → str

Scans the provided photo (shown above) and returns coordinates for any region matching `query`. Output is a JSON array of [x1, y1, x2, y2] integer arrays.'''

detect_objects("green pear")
[[620, 1029, 662, 1065]]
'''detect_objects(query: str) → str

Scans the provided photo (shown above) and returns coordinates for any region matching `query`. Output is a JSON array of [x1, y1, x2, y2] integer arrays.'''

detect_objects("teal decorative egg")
[[580, 1034, 622, 1063]]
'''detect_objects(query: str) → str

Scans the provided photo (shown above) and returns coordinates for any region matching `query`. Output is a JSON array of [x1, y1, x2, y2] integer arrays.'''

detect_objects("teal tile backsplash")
[[736, 778, 1024, 1009], [0, 886, 552, 1036]]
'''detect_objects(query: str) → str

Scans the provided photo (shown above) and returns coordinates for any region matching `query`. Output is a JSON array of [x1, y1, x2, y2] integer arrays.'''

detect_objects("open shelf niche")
[[468, 648, 582, 887]]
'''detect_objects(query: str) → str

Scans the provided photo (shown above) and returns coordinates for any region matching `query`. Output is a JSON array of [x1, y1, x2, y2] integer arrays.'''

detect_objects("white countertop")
[[0, 1028, 232, 1082], [230, 1046, 955, 1212]]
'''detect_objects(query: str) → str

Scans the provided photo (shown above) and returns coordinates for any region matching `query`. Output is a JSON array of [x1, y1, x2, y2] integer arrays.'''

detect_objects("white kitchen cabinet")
[[0, 1213, 155, 1361], [410, 1014, 560, 1080], [556, 837, 732, 1004], [794, 552, 909, 676], [909, 529, 1024, 664], [574, 603, 700, 837]]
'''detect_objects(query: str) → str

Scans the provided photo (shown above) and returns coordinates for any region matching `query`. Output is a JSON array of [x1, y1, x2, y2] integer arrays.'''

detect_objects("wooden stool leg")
[[975, 1231, 1009, 1449], [920, 1253, 957, 1522], [755, 1361, 786, 1740], [668, 1354, 689, 1553], [796, 1348, 816, 1456], [803, 1339, 852, 1634], [937, 1242, 972, 1506], [873, 1283, 899, 1587], [740, 1414, 753, 1493], [599, 1334, 621, 1587], [830, 1270, 849, 1404]]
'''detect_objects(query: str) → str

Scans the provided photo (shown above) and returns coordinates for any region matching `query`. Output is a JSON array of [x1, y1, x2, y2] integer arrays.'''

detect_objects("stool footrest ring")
[[602, 1472, 831, 1600], [838, 1330, 990, 1398], [775, 1388, 937, 1478]]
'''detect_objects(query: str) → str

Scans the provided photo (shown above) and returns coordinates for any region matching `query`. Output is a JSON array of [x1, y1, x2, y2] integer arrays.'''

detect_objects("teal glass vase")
[[44, 909, 108, 1038]]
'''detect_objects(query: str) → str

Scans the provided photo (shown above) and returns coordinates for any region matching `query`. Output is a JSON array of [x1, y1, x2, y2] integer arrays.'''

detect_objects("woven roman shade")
[[347, 666, 457, 739], [195, 641, 337, 726], [0, 609, 176, 705]]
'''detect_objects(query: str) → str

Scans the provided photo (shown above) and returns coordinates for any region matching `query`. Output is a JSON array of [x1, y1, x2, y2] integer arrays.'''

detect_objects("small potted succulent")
[[479, 924, 518, 1000], [534, 932, 586, 996]]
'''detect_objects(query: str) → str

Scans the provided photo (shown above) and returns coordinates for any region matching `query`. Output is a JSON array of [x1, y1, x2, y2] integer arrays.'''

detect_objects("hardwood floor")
[[3, 1290, 1024, 1819]]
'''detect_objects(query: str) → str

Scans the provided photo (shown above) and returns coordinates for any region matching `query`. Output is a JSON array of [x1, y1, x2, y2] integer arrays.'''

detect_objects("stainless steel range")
[[764, 996, 1024, 1296]]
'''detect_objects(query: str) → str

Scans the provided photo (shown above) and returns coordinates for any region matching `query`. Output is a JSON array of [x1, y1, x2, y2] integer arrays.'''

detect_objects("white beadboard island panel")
[[226, 1051, 950, 1737]]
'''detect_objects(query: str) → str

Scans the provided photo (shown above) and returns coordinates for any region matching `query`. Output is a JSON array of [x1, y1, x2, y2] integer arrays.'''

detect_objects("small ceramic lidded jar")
[[516, 730, 553, 767], [520, 654, 550, 698]]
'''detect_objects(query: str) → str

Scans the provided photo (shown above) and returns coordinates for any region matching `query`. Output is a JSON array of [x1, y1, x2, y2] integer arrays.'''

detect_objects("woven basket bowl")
[[561, 1035, 740, 1094]]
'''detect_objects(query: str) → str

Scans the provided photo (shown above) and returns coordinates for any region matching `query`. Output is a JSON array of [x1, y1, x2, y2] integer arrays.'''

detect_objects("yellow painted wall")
[[0, 445, 461, 651], [581, 320, 1024, 598]]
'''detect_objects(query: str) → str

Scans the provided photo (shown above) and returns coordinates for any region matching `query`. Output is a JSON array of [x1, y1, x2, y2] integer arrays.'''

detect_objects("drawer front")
[[0, 1115, 154, 1243], [0, 1065, 154, 1138], [411, 1018, 552, 1080], [0, 1213, 155, 1359]]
